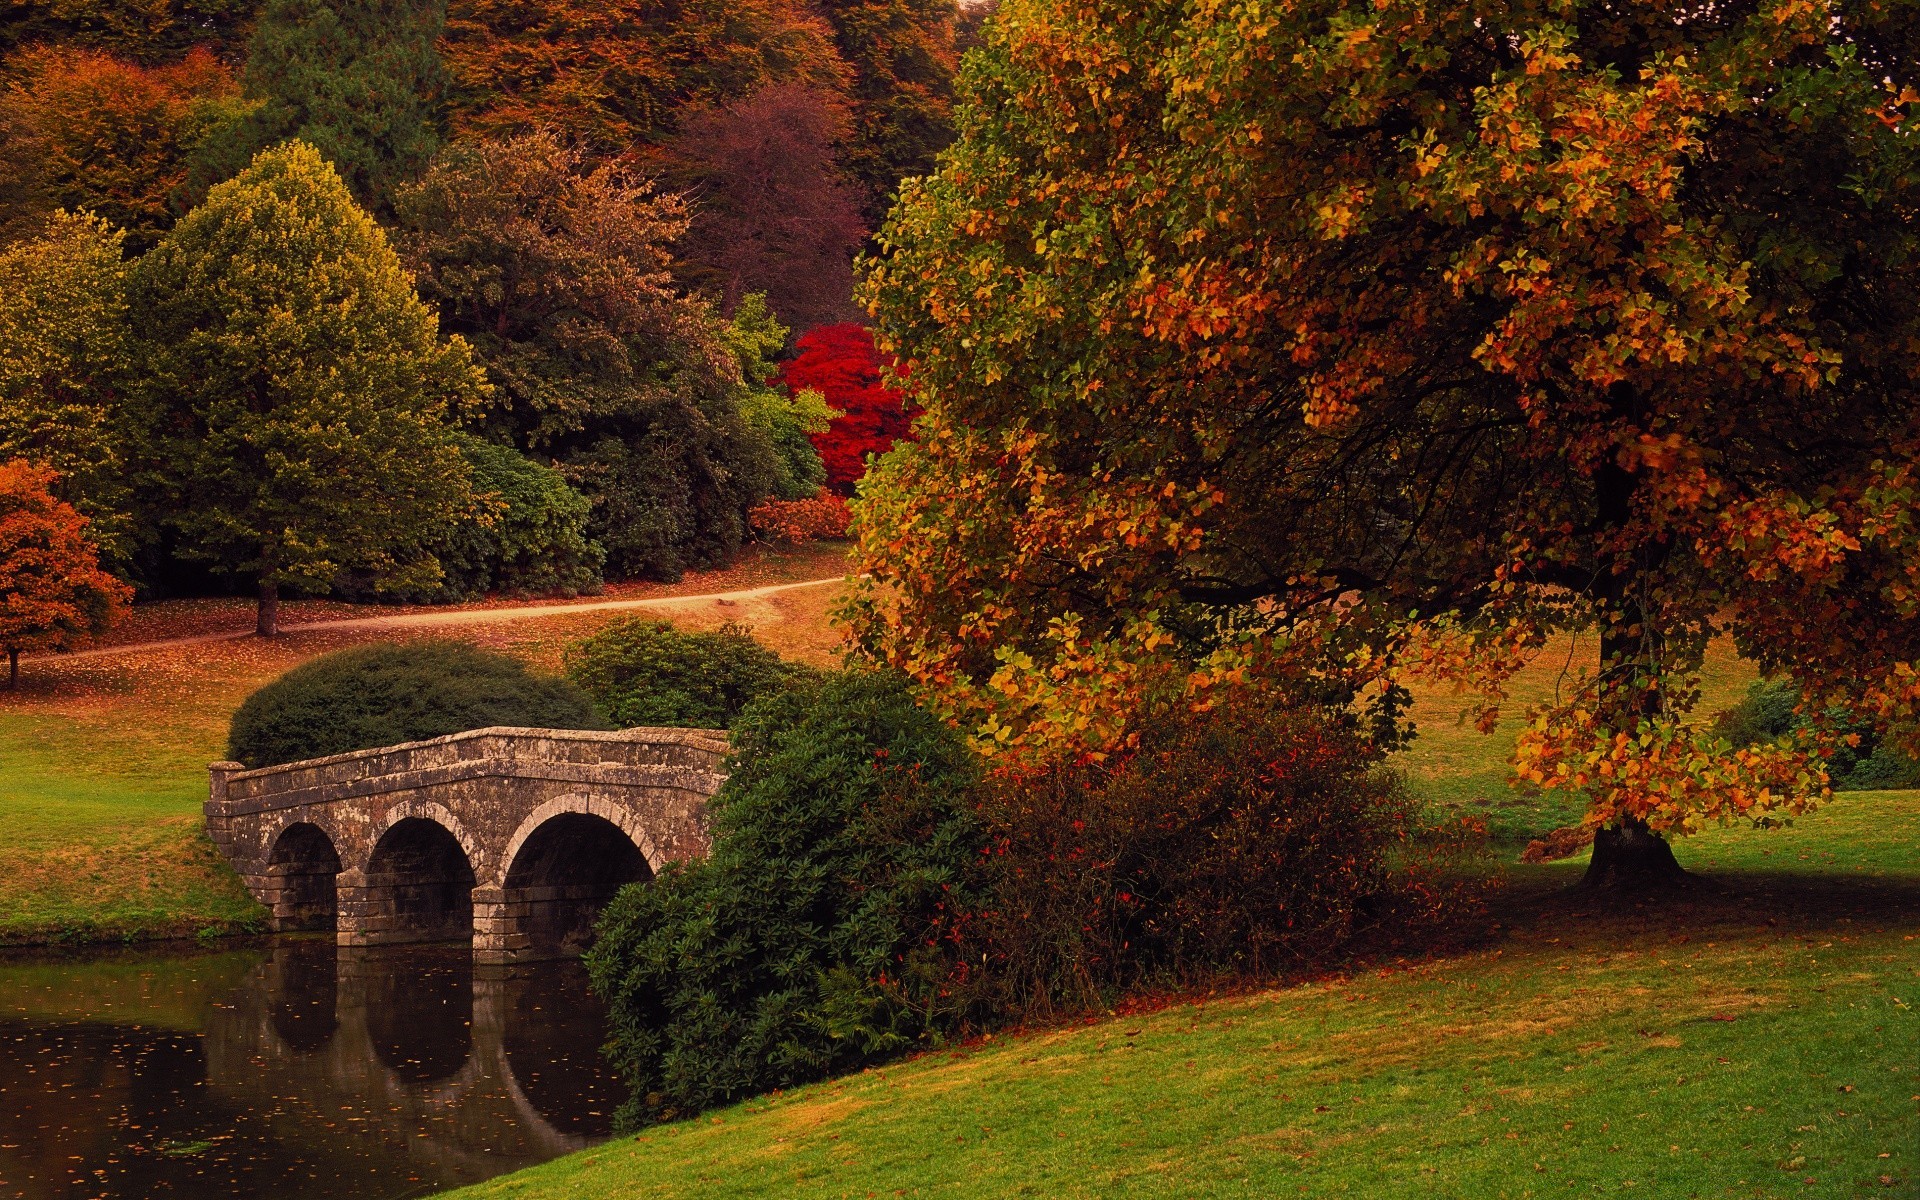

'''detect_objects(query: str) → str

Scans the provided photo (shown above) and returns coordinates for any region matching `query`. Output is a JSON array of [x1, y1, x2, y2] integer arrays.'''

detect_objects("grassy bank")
[[450, 792, 1919, 1199], [0, 544, 851, 945]]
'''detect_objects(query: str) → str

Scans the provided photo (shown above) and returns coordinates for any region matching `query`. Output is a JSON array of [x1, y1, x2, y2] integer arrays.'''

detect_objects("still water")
[[0, 941, 624, 1199]]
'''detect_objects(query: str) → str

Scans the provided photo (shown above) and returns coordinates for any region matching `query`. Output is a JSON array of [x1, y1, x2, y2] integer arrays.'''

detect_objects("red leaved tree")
[[776, 323, 915, 493], [0, 461, 131, 688]]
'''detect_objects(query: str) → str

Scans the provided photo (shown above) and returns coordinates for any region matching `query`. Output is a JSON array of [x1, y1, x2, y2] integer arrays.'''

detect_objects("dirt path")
[[53, 575, 848, 663]]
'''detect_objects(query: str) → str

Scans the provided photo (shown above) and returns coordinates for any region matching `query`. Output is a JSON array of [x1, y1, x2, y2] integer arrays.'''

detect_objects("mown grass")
[[0, 545, 851, 944], [450, 792, 1919, 1199]]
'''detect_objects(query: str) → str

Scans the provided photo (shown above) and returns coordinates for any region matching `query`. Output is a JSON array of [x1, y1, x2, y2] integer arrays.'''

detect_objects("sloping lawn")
[[448, 791, 1919, 1199]]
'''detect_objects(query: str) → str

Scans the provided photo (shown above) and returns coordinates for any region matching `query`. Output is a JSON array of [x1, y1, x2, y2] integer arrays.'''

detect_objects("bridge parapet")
[[206, 726, 728, 962]]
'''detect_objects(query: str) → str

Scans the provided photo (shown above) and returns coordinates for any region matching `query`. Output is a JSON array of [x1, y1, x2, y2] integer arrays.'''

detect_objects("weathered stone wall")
[[204, 726, 727, 961]]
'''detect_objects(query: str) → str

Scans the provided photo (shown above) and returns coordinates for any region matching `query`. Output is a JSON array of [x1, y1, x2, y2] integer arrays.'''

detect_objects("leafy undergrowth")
[[0, 548, 852, 944], [448, 793, 1919, 1199]]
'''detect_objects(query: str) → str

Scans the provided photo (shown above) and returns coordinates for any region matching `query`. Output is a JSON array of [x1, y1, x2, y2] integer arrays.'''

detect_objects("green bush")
[[585, 670, 984, 1128], [564, 618, 805, 729], [227, 641, 606, 768], [436, 434, 604, 599], [1713, 679, 1920, 791]]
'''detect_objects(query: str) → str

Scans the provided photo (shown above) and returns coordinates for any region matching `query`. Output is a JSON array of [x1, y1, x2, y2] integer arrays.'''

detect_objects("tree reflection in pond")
[[0, 941, 618, 1198]]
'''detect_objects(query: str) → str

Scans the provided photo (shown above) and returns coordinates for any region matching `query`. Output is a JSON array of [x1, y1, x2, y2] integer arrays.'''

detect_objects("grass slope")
[[0, 545, 851, 944], [451, 794, 1919, 1199]]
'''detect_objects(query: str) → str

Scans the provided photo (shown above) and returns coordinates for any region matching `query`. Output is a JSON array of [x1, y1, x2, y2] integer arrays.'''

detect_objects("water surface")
[[0, 941, 621, 1199]]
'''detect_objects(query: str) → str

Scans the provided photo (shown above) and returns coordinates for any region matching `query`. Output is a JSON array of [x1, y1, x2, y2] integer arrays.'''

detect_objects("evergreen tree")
[[194, 0, 446, 210], [133, 142, 485, 635]]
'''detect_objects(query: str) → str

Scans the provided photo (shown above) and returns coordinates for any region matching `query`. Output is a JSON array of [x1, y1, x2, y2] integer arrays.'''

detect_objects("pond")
[[0, 941, 624, 1199]]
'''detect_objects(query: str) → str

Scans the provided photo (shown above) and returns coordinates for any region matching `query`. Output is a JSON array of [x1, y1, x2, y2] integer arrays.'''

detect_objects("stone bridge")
[[205, 727, 726, 962]]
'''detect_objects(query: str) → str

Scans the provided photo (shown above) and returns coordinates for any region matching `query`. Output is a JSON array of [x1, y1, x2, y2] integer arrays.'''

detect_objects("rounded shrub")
[[1715, 678, 1920, 790], [227, 641, 606, 768], [584, 669, 984, 1128], [563, 618, 807, 729], [967, 692, 1416, 1018]]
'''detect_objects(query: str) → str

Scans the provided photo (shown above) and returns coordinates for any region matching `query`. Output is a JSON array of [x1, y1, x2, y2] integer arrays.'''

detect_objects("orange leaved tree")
[[0, 461, 131, 688], [851, 0, 1920, 888]]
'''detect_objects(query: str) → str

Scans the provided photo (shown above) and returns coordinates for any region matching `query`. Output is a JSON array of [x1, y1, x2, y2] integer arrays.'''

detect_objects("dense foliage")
[[776, 323, 914, 494], [585, 670, 983, 1128], [564, 618, 803, 729], [668, 85, 869, 330], [0, 460, 130, 688], [968, 693, 1418, 1017], [852, 0, 1920, 879], [414, 433, 603, 601], [0, 213, 142, 566], [811, 0, 958, 216], [397, 131, 813, 579], [132, 142, 485, 632], [0, 46, 242, 249], [441, 0, 849, 151], [192, 0, 446, 211], [227, 640, 604, 767], [0, 0, 254, 62]]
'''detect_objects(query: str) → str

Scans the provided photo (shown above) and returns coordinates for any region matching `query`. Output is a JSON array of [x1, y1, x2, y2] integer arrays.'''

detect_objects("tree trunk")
[[256, 578, 279, 638], [1579, 816, 1690, 890], [5, 649, 15, 691]]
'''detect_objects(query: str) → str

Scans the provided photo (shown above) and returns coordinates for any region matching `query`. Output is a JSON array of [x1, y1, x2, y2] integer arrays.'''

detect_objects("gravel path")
[[52, 576, 847, 663]]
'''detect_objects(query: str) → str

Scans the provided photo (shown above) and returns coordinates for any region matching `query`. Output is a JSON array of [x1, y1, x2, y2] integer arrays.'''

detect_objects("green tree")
[[0, 213, 144, 568], [725, 295, 834, 501], [852, 0, 1920, 886], [812, 0, 959, 216], [133, 141, 485, 635], [396, 130, 783, 579], [193, 0, 446, 210]]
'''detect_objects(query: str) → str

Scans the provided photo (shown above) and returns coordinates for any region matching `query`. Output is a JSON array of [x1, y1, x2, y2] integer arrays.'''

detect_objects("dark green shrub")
[[967, 693, 1416, 1019], [227, 641, 606, 767], [585, 670, 984, 1128], [436, 434, 604, 600], [564, 618, 806, 729], [1713, 679, 1920, 791]]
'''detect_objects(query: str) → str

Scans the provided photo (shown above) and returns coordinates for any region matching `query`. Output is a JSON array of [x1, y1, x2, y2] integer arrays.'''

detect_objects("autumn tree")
[[852, 0, 1920, 886], [133, 142, 484, 635], [395, 130, 786, 578], [0, 46, 244, 250], [191, 0, 446, 210], [440, 0, 849, 153], [811, 0, 959, 215], [776, 322, 913, 494], [0, 461, 131, 689], [0, 213, 144, 567], [0, 0, 254, 63], [668, 84, 869, 329]]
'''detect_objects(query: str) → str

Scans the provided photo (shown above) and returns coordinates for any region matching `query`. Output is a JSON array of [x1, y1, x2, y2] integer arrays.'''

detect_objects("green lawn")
[[451, 792, 1919, 1199]]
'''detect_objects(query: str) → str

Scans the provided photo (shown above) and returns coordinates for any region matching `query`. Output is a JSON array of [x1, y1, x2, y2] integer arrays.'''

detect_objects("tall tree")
[[133, 141, 484, 635], [811, 0, 959, 215], [0, 461, 131, 689], [395, 130, 782, 579], [0, 46, 244, 250], [667, 84, 869, 330], [0, 213, 143, 568], [0, 0, 255, 63], [441, 0, 850, 153], [851, 0, 1920, 885], [192, 0, 446, 210]]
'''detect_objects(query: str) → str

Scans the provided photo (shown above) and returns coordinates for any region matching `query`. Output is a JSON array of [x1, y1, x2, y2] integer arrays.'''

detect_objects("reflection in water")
[[0, 942, 621, 1199]]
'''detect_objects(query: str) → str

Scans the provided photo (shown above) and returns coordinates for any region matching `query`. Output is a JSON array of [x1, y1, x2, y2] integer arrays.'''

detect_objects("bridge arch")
[[265, 820, 342, 933], [486, 798, 656, 961], [352, 806, 481, 946]]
